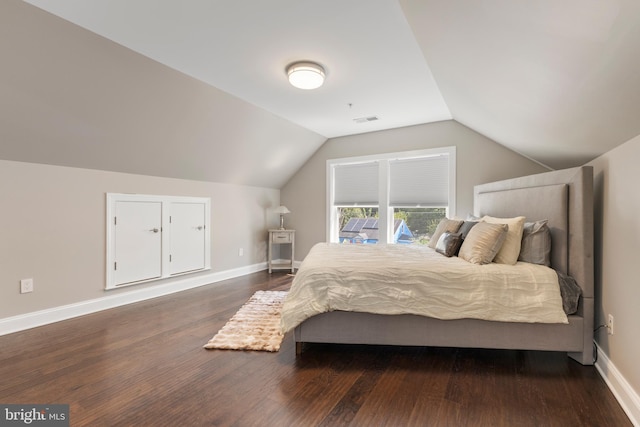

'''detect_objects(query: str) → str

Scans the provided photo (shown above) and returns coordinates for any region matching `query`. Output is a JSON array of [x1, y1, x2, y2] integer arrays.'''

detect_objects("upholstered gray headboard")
[[473, 166, 594, 300]]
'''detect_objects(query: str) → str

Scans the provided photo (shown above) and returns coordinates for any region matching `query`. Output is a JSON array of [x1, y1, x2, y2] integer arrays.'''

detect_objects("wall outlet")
[[238, 248, 244, 257], [607, 314, 614, 335], [20, 278, 34, 294]]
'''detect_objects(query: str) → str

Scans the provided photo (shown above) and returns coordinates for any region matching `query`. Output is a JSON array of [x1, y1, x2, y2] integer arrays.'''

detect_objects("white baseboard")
[[0, 262, 267, 337], [595, 342, 640, 426]]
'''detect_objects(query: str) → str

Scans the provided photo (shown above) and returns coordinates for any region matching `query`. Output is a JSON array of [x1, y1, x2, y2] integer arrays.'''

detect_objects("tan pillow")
[[481, 215, 526, 265], [458, 222, 508, 264], [428, 218, 464, 249]]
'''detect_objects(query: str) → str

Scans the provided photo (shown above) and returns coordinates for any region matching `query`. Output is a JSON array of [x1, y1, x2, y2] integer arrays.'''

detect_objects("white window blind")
[[389, 155, 449, 206], [333, 161, 379, 205]]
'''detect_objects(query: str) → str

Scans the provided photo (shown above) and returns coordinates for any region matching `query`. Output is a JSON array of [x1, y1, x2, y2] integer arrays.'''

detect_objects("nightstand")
[[268, 229, 295, 273]]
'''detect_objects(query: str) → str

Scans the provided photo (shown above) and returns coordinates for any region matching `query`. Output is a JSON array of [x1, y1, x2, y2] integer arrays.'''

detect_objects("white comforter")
[[281, 243, 568, 333]]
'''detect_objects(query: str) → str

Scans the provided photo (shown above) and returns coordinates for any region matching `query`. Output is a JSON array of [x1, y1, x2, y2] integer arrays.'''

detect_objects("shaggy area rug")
[[203, 290, 288, 352]]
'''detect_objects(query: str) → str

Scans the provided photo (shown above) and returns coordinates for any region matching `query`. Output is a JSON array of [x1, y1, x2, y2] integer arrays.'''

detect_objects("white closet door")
[[170, 202, 206, 275], [113, 201, 162, 285]]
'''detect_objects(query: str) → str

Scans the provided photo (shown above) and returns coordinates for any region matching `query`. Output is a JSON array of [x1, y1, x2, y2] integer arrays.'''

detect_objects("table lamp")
[[274, 205, 291, 230]]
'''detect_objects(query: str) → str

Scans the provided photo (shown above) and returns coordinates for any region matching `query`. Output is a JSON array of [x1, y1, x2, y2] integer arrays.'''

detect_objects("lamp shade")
[[274, 205, 291, 215], [287, 62, 325, 90]]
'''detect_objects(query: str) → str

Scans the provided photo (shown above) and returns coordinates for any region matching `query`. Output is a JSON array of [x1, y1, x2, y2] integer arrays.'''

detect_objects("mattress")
[[281, 243, 568, 333]]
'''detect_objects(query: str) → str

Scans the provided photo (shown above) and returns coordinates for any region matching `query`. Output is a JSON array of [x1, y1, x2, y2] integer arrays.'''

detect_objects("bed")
[[284, 166, 594, 365]]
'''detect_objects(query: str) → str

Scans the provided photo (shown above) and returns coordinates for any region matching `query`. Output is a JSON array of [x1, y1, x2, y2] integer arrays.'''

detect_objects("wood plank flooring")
[[0, 271, 632, 426]]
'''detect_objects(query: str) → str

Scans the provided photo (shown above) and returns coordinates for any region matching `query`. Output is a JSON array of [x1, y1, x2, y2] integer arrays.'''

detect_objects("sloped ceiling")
[[1, 0, 327, 189], [4, 0, 640, 187], [401, 0, 640, 169]]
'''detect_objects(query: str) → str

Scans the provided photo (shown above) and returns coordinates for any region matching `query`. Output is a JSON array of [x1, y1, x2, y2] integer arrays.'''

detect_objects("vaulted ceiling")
[[5, 0, 640, 187]]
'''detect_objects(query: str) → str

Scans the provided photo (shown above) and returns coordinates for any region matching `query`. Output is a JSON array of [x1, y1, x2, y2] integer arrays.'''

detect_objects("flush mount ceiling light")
[[286, 61, 325, 90]]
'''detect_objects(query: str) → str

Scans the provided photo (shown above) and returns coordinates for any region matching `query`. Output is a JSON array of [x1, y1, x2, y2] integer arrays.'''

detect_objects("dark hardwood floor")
[[0, 271, 631, 426]]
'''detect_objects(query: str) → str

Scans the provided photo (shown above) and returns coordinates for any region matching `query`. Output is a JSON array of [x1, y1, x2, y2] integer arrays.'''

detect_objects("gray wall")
[[0, 159, 280, 319], [0, 0, 303, 323], [281, 120, 549, 259], [589, 134, 640, 409]]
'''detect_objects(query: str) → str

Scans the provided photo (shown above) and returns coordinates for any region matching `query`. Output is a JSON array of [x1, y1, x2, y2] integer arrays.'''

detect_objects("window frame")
[[326, 147, 456, 244]]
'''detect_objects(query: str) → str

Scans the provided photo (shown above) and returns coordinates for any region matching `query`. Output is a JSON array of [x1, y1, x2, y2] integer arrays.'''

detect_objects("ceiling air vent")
[[353, 116, 379, 124]]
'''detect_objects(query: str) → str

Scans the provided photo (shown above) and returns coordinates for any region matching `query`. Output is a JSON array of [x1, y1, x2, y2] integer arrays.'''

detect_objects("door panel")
[[114, 201, 162, 285], [170, 202, 206, 275]]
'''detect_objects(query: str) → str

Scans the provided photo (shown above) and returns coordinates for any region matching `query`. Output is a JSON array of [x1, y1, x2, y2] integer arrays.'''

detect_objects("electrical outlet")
[[607, 314, 614, 335], [238, 248, 244, 257], [20, 278, 34, 294]]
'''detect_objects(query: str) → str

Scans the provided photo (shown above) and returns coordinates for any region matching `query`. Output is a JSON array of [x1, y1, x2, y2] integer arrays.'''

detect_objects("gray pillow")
[[519, 219, 551, 266], [458, 222, 508, 265], [458, 221, 478, 240], [435, 232, 463, 257]]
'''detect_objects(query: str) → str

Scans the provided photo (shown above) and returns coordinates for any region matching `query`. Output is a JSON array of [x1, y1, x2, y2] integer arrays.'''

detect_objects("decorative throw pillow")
[[435, 232, 463, 257], [458, 221, 478, 240], [519, 219, 551, 266], [556, 271, 581, 314], [481, 215, 526, 265], [428, 218, 464, 249], [458, 222, 508, 265]]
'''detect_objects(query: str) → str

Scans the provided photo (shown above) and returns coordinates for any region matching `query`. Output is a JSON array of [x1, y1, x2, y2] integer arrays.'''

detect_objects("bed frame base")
[[294, 309, 593, 364]]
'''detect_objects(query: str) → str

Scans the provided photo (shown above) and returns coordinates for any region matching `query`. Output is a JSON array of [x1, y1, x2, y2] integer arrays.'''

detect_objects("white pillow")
[[481, 215, 526, 265]]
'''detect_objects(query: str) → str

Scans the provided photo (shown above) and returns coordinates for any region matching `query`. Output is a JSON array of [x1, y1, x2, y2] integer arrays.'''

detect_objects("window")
[[391, 207, 447, 245], [327, 147, 455, 245]]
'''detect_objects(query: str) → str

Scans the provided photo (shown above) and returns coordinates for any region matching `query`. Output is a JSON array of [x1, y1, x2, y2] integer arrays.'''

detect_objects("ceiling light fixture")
[[286, 61, 325, 90]]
